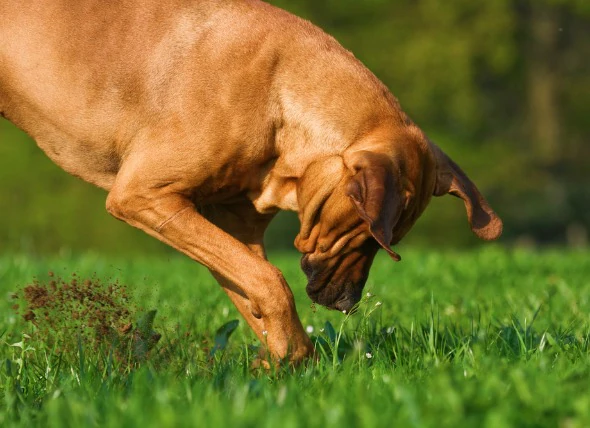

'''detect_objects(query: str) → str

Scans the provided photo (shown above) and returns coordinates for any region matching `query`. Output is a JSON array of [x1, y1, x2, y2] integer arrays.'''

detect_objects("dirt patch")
[[15, 273, 161, 365]]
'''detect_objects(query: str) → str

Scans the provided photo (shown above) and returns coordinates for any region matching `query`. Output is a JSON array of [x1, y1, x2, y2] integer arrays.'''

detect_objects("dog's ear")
[[431, 144, 503, 240], [345, 151, 403, 261]]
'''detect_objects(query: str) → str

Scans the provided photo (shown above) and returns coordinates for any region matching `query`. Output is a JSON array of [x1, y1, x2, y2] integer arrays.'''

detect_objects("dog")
[[0, 0, 502, 362]]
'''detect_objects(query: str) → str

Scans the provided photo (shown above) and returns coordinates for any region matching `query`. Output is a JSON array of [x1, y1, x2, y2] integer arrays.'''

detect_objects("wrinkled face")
[[295, 133, 503, 314], [295, 150, 419, 314], [296, 179, 390, 313], [301, 238, 380, 313]]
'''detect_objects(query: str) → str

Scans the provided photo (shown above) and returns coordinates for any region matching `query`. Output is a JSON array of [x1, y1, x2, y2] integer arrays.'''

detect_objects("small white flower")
[[342, 310, 347, 314], [262, 330, 268, 336], [375, 301, 382, 307], [306, 325, 314, 334], [366, 292, 373, 298], [365, 352, 373, 359], [386, 327, 394, 334]]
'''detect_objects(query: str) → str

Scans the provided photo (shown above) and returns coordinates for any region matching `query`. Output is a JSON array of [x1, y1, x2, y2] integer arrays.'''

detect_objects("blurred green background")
[[1, 0, 588, 255]]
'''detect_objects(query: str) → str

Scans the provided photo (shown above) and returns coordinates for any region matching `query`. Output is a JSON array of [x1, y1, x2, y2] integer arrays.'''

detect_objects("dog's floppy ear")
[[431, 144, 503, 240], [345, 151, 403, 261]]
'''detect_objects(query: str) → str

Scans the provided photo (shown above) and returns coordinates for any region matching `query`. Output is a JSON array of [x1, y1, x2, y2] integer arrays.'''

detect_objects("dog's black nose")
[[332, 295, 358, 314]]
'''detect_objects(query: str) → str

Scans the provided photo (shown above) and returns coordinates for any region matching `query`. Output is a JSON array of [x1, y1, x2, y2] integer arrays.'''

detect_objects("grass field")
[[1, 247, 590, 427]]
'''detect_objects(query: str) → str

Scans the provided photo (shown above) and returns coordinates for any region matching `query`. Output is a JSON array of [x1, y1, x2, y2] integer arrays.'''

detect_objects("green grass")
[[1, 247, 590, 427]]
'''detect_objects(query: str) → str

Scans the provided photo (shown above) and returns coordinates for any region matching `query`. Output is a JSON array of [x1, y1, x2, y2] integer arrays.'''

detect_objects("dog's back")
[[0, 0, 396, 191]]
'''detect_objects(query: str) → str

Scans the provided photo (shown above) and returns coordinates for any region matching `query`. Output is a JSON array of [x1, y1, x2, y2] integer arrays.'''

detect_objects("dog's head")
[[295, 129, 502, 313]]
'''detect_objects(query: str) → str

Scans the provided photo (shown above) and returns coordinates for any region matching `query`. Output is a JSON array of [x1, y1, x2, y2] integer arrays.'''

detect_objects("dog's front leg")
[[106, 177, 313, 363], [200, 202, 314, 363]]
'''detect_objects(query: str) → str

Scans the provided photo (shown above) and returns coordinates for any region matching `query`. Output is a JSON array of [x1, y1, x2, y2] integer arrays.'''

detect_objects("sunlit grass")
[[1, 247, 590, 427]]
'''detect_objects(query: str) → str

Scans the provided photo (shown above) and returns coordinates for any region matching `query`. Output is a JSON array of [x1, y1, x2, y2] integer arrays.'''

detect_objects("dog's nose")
[[332, 295, 356, 314]]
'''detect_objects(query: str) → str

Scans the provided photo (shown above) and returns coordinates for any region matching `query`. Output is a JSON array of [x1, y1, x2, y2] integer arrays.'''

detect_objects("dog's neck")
[[248, 30, 429, 217], [249, 122, 422, 214]]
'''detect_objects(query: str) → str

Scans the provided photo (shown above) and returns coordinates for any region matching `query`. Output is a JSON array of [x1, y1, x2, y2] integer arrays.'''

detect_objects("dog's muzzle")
[[301, 255, 366, 313]]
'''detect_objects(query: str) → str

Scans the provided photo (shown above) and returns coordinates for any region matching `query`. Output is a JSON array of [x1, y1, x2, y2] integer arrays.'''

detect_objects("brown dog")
[[0, 0, 502, 362]]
